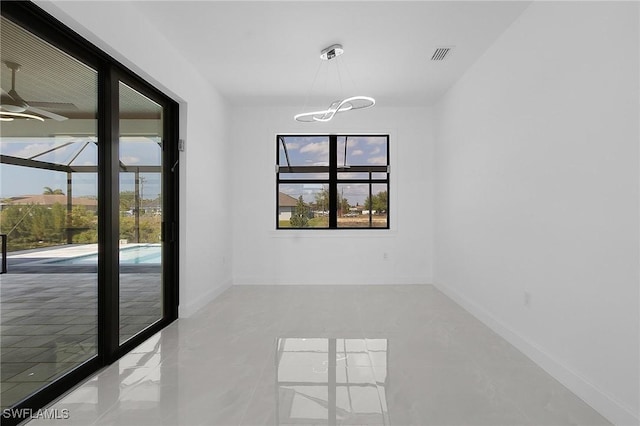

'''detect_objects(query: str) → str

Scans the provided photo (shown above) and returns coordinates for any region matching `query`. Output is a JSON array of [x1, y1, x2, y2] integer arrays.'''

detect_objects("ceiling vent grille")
[[431, 47, 453, 61]]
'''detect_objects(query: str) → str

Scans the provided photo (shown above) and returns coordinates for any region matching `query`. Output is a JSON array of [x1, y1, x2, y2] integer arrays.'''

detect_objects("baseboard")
[[434, 281, 639, 426], [232, 277, 430, 286], [179, 278, 232, 318]]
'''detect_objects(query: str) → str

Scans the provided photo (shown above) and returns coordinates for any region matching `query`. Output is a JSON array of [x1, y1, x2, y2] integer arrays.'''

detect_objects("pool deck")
[[5, 243, 161, 273], [1, 244, 162, 409], [7, 243, 100, 260]]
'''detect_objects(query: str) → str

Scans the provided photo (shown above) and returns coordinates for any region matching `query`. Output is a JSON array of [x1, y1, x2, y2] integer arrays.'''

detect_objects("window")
[[277, 135, 389, 229]]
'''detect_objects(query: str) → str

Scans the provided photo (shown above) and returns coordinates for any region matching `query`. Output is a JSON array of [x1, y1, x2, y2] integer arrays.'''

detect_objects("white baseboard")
[[179, 279, 232, 318], [232, 276, 430, 286], [435, 281, 639, 426]]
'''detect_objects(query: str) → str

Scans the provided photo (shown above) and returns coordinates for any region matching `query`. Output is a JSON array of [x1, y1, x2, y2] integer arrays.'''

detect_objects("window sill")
[[269, 229, 397, 238]]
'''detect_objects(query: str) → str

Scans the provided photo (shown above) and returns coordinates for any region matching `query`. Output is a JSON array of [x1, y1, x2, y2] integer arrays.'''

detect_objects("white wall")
[[230, 106, 433, 285], [31, 3, 639, 423], [434, 2, 639, 425], [37, 1, 233, 316]]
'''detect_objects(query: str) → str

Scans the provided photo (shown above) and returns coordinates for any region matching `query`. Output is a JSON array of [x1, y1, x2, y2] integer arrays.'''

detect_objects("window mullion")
[[329, 135, 337, 228], [369, 180, 373, 227]]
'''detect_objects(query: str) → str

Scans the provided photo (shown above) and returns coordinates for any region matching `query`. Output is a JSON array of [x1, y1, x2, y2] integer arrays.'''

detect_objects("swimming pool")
[[49, 244, 161, 265]]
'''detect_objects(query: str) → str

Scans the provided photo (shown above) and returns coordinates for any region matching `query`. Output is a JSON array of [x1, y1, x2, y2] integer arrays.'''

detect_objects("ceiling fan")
[[1, 61, 74, 121]]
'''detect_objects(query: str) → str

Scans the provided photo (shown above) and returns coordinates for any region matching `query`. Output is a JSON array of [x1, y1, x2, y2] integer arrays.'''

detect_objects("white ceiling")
[[134, 1, 531, 107]]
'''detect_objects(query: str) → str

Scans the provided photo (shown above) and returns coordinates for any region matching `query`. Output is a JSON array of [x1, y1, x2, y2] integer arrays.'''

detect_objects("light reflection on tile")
[[276, 337, 388, 426], [26, 285, 611, 426]]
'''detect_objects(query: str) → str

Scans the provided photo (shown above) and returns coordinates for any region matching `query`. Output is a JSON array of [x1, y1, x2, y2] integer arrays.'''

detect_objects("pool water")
[[51, 244, 161, 265]]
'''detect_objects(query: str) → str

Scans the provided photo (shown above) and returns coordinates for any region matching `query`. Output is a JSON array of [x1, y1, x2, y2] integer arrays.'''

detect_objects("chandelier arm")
[[294, 109, 332, 122], [313, 98, 348, 122], [294, 96, 375, 123]]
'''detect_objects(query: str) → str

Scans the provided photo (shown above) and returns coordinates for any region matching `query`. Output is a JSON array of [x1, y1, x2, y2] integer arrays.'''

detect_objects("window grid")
[[276, 134, 389, 229]]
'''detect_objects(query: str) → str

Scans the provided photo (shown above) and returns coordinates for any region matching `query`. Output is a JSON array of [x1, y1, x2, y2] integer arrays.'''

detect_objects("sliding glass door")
[[0, 15, 99, 411], [118, 82, 164, 344], [0, 3, 178, 424]]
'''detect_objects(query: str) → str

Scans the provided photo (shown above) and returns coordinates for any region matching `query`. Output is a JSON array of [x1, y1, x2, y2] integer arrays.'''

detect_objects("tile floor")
[[25, 285, 610, 426], [1, 272, 161, 409]]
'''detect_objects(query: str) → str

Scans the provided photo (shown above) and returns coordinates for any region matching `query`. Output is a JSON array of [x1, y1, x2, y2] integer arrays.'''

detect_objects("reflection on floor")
[[28, 285, 610, 426], [0, 273, 161, 409], [277, 338, 388, 425]]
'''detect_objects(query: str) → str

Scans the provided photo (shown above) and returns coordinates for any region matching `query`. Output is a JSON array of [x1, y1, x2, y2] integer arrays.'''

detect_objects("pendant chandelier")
[[294, 44, 375, 123]]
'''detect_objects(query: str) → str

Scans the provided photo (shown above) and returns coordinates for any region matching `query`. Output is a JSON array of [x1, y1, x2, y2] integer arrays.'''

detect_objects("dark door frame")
[[0, 3, 179, 424]]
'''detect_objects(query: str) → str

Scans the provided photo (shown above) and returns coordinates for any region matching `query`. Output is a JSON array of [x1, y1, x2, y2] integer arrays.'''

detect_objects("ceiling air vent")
[[431, 47, 453, 61]]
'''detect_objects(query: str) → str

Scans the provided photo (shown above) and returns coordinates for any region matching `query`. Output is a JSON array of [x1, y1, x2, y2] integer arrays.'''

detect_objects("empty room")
[[0, 1, 638, 425]]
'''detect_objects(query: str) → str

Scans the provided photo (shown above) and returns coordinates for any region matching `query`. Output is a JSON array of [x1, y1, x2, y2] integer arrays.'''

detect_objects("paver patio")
[[1, 249, 161, 409]]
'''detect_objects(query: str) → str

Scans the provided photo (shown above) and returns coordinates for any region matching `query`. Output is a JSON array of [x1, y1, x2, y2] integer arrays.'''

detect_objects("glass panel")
[[337, 183, 388, 228], [371, 184, 388, 228], [337, 184, 370, 227], [337, 172, 368, 180], [118, 82, 163, 344], [278, 136, 329, 167], [0, 16, 98, 409], [279, 172, 329, 180], [372, 172, 388, 180], [278, 184, 329, 228], [337, 136, 387, 167]]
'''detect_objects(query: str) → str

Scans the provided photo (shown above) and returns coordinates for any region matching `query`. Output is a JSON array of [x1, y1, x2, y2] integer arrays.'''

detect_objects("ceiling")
[[133, 1, 531, 107], [1, 16, 162, 121], [1, 1, 531, 118]]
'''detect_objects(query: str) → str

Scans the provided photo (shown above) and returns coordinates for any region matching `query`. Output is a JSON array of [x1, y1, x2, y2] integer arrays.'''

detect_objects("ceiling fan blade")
[[27, 106, 68, 121], [27, 101, 78, 110], [1, 89, 28, 112]]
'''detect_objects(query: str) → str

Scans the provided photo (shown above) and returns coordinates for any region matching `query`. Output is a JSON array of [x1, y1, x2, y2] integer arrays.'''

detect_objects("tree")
[[289, 195, 309, 228], [364, 195, 373, 210], [373, 190, 387, 213], [119, 191, 136, 211], [43, 187, 64, 195], [29, 205, 50, 241], [71, 205, 98, 243], [0, 205, 30, 250], [71, 205, 96, 229], [50, 203, 66, 240], [364, 190, 388, 213], [314, 187, 329, 213], [340, 196, 350, 215]]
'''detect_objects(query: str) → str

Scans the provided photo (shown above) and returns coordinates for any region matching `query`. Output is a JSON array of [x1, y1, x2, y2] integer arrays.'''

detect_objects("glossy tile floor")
[[28, 285, 610, 426]]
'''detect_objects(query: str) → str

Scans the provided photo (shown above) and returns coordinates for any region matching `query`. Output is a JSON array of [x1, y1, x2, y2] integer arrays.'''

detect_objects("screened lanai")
[[1, 130, 163, 256]]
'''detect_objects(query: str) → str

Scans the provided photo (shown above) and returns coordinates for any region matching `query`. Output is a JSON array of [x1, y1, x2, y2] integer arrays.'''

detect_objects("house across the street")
[[278, 192, 297, 221]]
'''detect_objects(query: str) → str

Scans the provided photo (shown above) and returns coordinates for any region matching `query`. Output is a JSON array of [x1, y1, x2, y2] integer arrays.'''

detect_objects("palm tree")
[[43, 186, 64, 195]]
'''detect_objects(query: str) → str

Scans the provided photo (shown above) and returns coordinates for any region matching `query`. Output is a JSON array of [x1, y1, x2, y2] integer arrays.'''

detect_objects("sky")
[[1, 136, 162, 200], [2, 135, 388, 206]]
